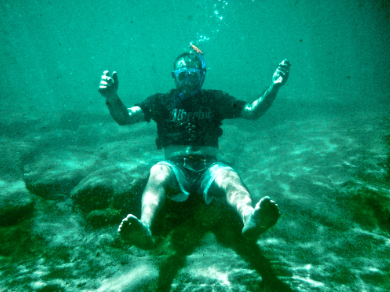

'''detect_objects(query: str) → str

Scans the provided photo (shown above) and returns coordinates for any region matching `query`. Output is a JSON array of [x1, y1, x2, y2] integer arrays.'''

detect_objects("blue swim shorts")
[[157, 156, 233, 204]]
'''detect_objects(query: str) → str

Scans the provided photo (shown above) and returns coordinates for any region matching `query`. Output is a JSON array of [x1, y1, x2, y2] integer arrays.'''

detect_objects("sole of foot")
[[242, 196, 280, 242], [118, 214, 155, 250]]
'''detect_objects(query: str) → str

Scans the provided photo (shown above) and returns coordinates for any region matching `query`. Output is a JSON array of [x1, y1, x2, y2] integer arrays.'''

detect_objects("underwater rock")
[[86, 208, 123, 227], [0, 179, 35, 226], [23, 150, 101, 199], [70, 162, 150, 216]]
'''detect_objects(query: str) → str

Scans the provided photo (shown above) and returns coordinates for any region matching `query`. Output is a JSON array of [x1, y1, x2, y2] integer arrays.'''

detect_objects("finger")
[[99, 81, 108, 88], [270, 203, 280, 212], [277, 67, 289, 75], [279, 66, 288, 72], [279, 64, 289, 71], [105, 77, 113, 85], [275, 69, 285, 76], [268, 199, 278, 206], [102, 74, 113, 83], [280, 59, 290, 67], [112, 71, 118, 84], [103, 70, 109, 76], [278, 65, 289, 72], [279, 64, 289, 70]]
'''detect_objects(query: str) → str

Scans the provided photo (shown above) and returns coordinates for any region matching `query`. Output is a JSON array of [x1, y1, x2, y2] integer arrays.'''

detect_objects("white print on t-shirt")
[[170, 107, 212, 122]]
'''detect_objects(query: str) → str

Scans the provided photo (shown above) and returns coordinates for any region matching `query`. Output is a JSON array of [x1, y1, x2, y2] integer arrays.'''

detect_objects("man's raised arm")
[[98, 71, 145, 125], [241, 60, 290, 120]]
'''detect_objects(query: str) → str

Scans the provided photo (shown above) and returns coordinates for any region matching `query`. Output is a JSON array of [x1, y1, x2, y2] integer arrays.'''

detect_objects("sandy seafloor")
[[1, 107, 390, 292]]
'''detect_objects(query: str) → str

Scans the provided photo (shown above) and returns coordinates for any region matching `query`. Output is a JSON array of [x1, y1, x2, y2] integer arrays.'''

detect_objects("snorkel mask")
[[172, 44, 207, 99]]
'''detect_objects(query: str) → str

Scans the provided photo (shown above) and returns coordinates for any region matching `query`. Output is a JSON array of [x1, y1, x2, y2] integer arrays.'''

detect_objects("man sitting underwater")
[[98, 45, 290, 250]]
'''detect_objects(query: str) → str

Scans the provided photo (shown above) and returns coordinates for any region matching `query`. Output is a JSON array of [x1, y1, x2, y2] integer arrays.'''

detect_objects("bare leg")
[[213, 170, 254, 222], [213, 169, 280, 241], [118, 164, 180, 249]]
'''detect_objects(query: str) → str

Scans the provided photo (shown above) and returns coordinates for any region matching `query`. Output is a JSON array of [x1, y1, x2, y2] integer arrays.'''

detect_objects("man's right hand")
[[98, 70, 118, 98]]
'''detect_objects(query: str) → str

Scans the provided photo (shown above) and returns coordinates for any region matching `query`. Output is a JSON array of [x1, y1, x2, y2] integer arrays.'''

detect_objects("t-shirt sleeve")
[[213, 90, 247, 119], [135, 94, 162, 122]]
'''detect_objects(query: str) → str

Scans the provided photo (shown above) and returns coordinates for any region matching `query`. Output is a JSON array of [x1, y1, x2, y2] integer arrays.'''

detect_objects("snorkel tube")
[[178, 44, 207, 99]]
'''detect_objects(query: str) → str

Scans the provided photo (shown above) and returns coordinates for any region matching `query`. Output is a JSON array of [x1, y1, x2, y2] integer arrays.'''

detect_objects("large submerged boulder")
[[23, 150, 101, 199], [0, 139, 36, 226], [70, 162, 151, 226], [0, 179, 35, 226]]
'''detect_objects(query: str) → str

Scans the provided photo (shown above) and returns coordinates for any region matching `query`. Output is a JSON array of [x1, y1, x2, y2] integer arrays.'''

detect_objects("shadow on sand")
[[147, 195, 294, 292]]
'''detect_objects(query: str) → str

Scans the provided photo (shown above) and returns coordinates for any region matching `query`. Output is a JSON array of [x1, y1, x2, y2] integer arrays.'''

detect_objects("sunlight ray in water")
[[293, 275, 325, 288]]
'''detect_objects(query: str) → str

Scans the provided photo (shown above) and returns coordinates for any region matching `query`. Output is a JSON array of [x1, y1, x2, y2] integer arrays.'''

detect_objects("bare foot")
[[118, 214, 155, 250], [242, 196, 280, 241]]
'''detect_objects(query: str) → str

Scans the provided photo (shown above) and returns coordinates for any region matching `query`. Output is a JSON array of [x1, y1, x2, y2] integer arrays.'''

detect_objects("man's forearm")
[[105, 94, 143, 125], [242, 84, 280, 120]]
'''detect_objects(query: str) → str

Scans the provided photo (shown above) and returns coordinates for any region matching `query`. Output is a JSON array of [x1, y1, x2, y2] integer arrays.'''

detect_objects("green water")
[[1, 0, 390, 291]]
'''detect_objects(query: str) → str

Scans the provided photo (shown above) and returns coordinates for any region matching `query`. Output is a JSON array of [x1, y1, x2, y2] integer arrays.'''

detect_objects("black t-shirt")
[[137, 89, 247, 149]]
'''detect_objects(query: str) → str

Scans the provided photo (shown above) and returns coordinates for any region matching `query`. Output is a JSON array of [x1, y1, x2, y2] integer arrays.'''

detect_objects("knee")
[[149, 164, 175, 187]]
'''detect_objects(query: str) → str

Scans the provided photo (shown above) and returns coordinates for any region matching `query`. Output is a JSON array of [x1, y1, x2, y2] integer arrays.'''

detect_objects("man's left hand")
[[271, 59, 290, 88]]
